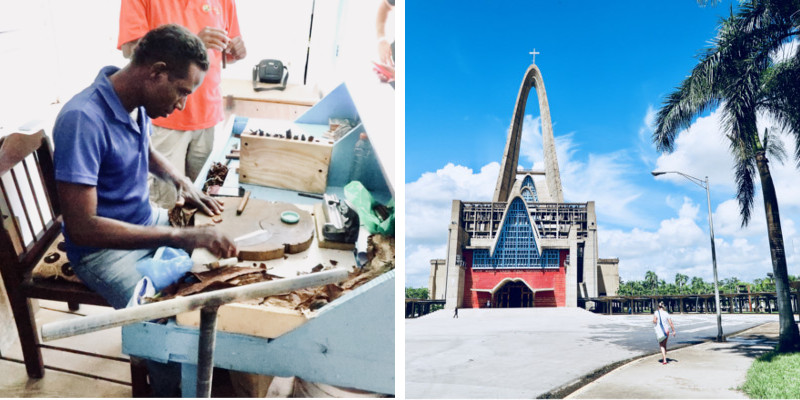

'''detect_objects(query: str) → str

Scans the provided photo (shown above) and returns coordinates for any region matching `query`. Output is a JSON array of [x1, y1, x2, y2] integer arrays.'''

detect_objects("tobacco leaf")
[[147, 235, 395, 314], [168, 205, 198, 227], [155, 267, 278, 301], [202, 162, 229, 192]]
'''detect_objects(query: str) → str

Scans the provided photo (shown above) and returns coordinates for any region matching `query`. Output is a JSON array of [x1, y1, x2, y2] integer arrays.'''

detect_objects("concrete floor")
[[406, 307, 780, 399], [0, 300, 132, 397], [0, 300, 335, 398]]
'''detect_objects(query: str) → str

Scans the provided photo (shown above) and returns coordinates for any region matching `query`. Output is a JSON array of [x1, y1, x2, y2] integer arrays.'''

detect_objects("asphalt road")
[[405, 308, 780, 399]]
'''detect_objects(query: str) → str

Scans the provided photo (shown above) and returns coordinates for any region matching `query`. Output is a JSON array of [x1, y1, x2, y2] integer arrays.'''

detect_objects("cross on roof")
[[529, 48, 540, 64]]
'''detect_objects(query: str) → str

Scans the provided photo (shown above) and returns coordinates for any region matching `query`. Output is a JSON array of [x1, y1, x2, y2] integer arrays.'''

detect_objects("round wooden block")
[[195, 198, 314, 260]]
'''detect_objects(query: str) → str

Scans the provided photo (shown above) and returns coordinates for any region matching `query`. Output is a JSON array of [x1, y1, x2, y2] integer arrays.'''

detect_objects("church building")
[[431, 60, 618, 309]]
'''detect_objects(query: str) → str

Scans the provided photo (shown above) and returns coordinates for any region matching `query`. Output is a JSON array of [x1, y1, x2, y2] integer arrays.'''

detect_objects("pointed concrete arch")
[[520, 187, 536, 202], [509, 174, 539, 202], [493, 64, 563, 203], [521, 175, 535, 188]]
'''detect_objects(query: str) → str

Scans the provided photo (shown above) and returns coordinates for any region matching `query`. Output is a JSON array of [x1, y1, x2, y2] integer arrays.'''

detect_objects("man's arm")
[[148, 144, 224, 216], [376, 0, 394, 67], [58, 182, 236, 258]]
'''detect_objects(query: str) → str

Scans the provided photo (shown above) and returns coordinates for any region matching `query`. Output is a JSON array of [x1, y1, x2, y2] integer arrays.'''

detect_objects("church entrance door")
[[496, 281, 534, 308]]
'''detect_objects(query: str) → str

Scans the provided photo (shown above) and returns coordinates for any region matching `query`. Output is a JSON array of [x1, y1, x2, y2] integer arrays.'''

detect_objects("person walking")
[[453, 307, 458, 318], [653, 301, 677, 364]]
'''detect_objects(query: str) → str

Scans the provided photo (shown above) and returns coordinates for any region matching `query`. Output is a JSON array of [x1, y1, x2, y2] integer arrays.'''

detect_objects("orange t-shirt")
[[118, 0, 242, 131]]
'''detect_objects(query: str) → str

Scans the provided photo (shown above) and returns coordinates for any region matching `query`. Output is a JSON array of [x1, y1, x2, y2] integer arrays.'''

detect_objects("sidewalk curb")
[[536, 321, 774, 399]]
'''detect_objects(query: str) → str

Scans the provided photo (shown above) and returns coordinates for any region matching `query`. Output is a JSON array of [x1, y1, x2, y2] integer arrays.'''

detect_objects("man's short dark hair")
[[131, 24, 209, 78]]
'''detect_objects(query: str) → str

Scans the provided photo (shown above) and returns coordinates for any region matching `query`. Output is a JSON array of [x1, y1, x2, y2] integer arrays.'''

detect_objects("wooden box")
[[239, 134, 335, 194]]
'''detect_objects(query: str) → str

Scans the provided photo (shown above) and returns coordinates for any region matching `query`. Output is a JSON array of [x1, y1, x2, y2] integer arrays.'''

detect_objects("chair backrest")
[[0, 130, 62, 283]]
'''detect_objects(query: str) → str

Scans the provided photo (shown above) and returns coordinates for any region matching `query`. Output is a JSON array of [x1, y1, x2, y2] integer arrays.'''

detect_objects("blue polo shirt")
[[53, 66, 152, 263]]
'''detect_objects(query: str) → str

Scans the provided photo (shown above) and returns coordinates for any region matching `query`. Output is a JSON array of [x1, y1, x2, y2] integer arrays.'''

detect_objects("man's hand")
[[173, 226, 237, 258], [226, 36, 246, 62], [197, 27, 229, 52], [176, 177, 224, 216], [378, 39, 394, 67]]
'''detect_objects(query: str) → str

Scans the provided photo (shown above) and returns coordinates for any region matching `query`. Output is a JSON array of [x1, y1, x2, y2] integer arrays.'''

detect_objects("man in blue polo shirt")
[[52, 24, 237, 310]]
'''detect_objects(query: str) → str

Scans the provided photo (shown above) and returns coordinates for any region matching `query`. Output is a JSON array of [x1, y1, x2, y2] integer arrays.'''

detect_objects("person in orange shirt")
[[118, 0, 247, 209]]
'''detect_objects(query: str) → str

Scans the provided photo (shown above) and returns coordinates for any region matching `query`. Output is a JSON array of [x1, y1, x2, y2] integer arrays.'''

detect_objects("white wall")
[[0, 0, 394, 133]]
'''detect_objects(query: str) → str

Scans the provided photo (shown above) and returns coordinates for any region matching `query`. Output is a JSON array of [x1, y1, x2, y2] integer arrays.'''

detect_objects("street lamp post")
[[652, 170, 724, 342]]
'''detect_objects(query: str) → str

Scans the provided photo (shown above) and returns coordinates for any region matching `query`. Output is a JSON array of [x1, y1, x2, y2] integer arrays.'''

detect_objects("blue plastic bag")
[[135, 247, 193, 292]]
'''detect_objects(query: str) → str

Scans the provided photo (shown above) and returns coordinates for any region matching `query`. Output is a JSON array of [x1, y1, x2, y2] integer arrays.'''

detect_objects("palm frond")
[[762, 127, 788, 164], [760, 57, 800, 167], [733, 153, 757, 227], [653, 48, 724, 152]]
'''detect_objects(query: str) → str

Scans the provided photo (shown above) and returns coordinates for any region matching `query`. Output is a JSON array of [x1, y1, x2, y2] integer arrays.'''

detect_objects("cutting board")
[[195, 197, 314, 260]]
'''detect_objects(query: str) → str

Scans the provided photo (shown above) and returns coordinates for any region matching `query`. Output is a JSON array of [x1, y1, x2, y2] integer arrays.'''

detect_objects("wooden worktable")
[[122, 104, 395, 396]]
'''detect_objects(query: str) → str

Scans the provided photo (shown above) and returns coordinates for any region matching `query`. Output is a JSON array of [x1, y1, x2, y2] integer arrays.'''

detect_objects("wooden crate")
[[239, 134, 334, 194]]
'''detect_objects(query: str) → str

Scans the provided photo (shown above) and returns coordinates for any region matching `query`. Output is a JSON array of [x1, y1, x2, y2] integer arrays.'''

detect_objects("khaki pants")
[[148, 125, 214, 209]]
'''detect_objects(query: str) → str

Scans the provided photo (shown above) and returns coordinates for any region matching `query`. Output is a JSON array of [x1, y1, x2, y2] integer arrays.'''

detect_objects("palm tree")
[[690, 276, 706, 294], [653, 0, 800, 352], [644, 271, 659, 294], [675, 273, 690, 293]]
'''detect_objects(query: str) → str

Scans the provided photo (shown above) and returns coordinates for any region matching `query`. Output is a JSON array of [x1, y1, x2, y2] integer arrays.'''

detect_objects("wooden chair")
[[0, 130, 148, 396]]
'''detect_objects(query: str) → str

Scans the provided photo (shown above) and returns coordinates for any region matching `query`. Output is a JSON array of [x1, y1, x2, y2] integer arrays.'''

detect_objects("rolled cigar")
[[207, 257, 239, 269], [236, 190, 251, 215]]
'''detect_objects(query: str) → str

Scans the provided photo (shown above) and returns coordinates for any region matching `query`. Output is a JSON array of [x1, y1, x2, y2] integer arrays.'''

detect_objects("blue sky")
[[404, 1, 800, 289]]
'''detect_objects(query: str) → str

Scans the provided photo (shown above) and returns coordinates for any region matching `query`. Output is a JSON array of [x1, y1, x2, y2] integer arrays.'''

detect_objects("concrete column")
[[428, 259, 446, 300], [584, 202, 599, 299], [445, 201, 466, 309], [565, 227, 578, 307], [428, 262, 437, 301]]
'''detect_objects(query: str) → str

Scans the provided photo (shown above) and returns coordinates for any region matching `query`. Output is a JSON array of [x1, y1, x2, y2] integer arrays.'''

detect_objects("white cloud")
[[405, 244, 447, 290], [653, 110, 736, 194], [639, 105, 657, 143], [520, 115, 545, 169], [713, 199, 766, 238], [405, 162, 498, 287], [599, 197, 775, 284], [561, 150, 644, 225]]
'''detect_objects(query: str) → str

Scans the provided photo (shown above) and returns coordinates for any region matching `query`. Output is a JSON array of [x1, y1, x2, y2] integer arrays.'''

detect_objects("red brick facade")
[[462, 249, 568, 308]]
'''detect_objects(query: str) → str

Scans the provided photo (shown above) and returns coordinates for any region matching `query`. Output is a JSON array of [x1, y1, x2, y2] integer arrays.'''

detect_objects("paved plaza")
[[567, 322, 779, 399], [405, 308, 779, 398]]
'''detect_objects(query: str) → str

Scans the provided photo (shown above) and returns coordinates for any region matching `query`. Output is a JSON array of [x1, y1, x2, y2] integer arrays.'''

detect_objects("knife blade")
[[234, 229, 271, 247]]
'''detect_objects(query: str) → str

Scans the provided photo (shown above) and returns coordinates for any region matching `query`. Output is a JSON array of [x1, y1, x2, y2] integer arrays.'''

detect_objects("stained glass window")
[[472, 198, 559, 269]]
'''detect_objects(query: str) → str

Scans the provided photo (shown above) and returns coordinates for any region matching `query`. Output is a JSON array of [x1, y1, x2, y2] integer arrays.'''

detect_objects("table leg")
[[197, 305, 220, 397], [181, 364, 198, 398]]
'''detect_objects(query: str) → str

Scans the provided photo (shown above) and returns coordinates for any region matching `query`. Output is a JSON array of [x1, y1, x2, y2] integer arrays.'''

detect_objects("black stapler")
[[321, 194, 360, 244]]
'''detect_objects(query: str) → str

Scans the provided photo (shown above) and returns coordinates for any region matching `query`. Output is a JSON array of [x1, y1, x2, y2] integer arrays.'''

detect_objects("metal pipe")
[[705, 176, 724, 342], [196, 305, 219, 398], [41, 268, 349, 341]]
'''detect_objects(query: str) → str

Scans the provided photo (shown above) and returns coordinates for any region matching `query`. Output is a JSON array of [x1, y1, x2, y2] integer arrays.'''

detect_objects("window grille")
[[521, 176, 538, 202], [472, 198, 559, 269]]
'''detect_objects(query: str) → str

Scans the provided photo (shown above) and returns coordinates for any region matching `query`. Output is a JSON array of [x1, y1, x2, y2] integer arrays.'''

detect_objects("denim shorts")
[[72, 207, 170, 309]]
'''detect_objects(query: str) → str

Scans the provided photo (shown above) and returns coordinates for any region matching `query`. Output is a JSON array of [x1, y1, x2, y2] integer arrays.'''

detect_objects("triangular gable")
[[488, 196, 542, 262]]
